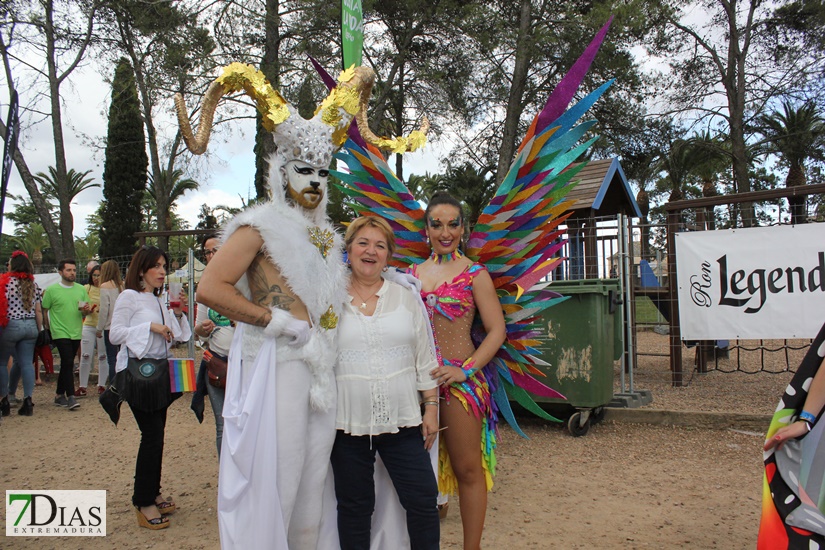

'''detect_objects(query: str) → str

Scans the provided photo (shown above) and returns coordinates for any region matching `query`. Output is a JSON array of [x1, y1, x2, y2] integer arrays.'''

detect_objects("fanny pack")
[[203, 349, 228, 389]]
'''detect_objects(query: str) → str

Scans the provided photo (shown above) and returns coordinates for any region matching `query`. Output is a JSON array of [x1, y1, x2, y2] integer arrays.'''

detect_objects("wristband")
[[800, 410, 817, 424]]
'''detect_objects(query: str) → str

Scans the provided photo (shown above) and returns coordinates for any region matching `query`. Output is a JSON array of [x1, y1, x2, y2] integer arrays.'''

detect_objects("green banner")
[[341, 0, 363, 68]]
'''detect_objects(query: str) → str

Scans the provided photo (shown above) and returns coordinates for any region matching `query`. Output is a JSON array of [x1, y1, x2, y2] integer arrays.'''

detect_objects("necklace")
[[350, 280, 381, 309], [429, 250, 463, 264]]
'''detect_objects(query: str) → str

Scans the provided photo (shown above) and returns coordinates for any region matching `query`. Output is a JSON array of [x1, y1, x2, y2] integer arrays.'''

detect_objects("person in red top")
[[0, 251, 43, 416]]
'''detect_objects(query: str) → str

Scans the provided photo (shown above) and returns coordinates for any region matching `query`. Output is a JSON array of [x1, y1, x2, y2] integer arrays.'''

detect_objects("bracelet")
[[422, 400, 439, 407], [799, 410, 817, 424], [805, 421, 813, 433]]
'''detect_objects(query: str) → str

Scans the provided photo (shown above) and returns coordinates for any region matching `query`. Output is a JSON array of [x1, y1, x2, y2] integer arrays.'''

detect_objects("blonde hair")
[[99, 260, 124, 291], [8, 254, 35, 310], [344, 216, 396, 259]]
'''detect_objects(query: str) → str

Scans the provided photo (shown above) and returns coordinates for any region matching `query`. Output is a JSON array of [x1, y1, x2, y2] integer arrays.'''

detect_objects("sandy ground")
[[0, 331, 782, 549]]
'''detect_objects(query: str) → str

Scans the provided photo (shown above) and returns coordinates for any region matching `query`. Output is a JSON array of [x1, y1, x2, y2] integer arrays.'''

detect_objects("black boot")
[[18, 396, 33, 416], [0, 396, 10, 416]]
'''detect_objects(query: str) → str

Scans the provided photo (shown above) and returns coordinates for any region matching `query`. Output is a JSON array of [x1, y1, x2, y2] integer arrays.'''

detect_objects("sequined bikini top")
[[410, 263, 486, 320]]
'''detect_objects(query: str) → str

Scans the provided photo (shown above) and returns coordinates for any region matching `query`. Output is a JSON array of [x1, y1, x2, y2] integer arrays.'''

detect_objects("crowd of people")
[[0, 179, 501, 548]]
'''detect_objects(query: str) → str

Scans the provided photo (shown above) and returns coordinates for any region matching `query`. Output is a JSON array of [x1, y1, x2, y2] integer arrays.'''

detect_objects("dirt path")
[[1, 377, 762, 549]]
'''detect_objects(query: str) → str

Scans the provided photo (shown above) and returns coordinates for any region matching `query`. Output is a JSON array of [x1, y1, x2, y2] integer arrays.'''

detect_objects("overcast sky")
[[2, 61, 443, 239]]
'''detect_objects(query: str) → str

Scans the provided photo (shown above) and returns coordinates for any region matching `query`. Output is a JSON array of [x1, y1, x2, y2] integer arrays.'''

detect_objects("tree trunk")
[[724, 0, 756, 227], [44, 0, 74, 258], [255, 0, 281, 201], [155, 184, 171, 251], [636, 189, 650, 260], [701, 178, 718, 230], [495, 0, 532, 186], [786, 163, 807, 225], [0, 119, 63, 258], [32, 249, 43, 272], [394, 64, 405, 181]]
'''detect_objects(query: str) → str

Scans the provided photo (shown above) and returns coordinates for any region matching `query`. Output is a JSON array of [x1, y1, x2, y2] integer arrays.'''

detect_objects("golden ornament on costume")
[[308, 226, 334, 259], [319, 305, 338, 330]]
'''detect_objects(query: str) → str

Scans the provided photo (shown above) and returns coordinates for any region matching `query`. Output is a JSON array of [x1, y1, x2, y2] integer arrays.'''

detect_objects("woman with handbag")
[[0, 251, 43, 417], [191, 233, 234, 458], [110, 246, 191, 530]]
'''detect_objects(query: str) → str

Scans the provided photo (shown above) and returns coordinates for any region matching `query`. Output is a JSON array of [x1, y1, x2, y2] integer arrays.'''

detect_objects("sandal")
[[155, 496, 176, 515], [135, 506, 169, 530]]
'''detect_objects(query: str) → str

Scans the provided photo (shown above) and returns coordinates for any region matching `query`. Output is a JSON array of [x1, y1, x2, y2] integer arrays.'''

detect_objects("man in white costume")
[[176, 62, 429, 549]]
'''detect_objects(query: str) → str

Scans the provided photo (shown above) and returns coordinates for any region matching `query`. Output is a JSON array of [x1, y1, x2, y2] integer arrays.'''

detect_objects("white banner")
[[675, 224, 825, 339]]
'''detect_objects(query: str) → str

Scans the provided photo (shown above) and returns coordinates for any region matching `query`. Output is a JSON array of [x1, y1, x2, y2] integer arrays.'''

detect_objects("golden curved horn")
[[350, 68, 429, 154], [174, 81, 226, 155], [175, 63, 291, 155]]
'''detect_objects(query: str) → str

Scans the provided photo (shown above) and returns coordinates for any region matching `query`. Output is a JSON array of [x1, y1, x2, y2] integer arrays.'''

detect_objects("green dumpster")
[[533, 278, 622, 435]]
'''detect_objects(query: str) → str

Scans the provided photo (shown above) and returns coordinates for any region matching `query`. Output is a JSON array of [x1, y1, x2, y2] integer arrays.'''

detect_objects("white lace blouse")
[[336, 278, 438, 436], [110, 289, 191, 373]]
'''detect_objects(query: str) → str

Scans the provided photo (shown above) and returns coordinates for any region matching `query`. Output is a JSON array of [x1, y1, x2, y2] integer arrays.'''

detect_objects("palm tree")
[[74, 234, 101, 262], [146, 168, 199, 250], [623, 149, 661, 261], [759, 101, 825, 224], [407, 173, 443, 204], [15, 224, 50, 272], [33, 167, 100, 203], [415, 164, 497, 231], [686, 131, 729, 229], [32, 167, 99, 258], [655, 138, 695, 204]]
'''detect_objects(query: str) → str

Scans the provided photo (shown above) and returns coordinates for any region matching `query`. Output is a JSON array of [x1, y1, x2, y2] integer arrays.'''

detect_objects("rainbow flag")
[[168, 358, 197, 392]]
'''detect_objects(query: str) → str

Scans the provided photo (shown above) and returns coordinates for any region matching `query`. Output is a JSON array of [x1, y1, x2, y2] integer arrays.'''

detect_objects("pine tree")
[[99, 58, 148, 258]]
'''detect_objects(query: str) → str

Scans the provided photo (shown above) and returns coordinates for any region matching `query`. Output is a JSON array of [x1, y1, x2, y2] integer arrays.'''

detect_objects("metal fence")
[[551, 204, 820, 391]]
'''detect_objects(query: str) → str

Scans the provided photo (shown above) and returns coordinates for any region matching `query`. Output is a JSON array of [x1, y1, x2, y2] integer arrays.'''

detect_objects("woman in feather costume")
[[410, 192, 506, 549]]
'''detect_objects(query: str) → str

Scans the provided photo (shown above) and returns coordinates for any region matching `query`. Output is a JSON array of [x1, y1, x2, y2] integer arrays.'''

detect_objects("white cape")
[[218, 323, 286, 548]]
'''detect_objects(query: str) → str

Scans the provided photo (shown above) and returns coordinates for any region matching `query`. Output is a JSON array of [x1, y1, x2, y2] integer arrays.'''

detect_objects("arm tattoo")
[[248, 256, 296, 312]]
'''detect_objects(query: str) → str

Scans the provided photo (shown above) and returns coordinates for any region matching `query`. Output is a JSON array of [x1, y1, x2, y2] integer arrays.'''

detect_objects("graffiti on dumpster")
[[557, 346, 593, 382]]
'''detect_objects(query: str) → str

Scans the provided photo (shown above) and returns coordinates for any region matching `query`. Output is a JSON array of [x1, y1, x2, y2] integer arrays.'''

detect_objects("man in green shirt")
[[42, 259, 91, 410]]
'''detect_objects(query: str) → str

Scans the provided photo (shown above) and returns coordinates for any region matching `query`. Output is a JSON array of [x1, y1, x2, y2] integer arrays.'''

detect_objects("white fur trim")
[[224, 200, 347, 411]]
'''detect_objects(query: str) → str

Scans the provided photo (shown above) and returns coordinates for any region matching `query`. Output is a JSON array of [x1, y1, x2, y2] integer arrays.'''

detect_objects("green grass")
[[634, 296, 667, 324]]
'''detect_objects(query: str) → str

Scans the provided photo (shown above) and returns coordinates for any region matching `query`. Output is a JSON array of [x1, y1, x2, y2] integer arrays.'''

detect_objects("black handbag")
[[35, 328, 52, 347], [114, 298, 177, 412]]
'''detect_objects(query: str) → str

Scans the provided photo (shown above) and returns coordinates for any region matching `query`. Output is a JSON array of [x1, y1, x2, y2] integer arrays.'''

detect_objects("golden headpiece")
[[174, 63, 428, 167]]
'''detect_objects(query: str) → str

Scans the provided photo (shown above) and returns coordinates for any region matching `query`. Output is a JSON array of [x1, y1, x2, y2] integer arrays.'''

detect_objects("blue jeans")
[[103, 330, 119, 387], [1, 318, 38, 399], [205, 372, 225, 458], [330, 427, 439, 550]]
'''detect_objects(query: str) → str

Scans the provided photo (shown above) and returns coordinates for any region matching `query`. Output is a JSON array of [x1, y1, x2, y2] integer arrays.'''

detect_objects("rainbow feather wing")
[[469, 19, 614, 429], [332, 139, 429, 266]]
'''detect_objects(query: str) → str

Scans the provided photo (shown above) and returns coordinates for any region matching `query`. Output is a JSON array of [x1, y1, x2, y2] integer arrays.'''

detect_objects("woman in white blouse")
[[110, 246, 191, 530], [331, 216, 440, 550]]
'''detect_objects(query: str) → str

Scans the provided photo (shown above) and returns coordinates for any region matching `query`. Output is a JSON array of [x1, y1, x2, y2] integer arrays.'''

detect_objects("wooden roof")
[[563, 158, 641, 218]]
